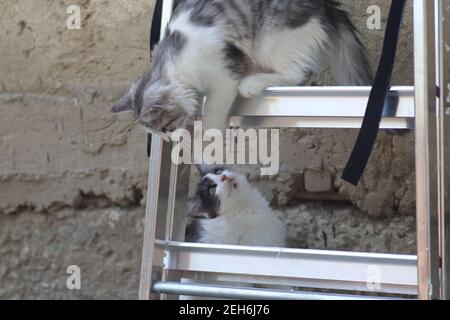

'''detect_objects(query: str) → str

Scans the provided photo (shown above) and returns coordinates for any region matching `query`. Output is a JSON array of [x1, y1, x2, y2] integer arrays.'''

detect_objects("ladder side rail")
[[413, 0, 442, 300], [160, 126, 193, 300], [438, 0, 450, 299], [139, 139, 165, 300], [139, 0, 176, 300]]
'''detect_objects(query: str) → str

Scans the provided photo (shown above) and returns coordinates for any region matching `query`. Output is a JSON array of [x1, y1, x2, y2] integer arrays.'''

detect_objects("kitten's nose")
[[221, 175, 234, 182]]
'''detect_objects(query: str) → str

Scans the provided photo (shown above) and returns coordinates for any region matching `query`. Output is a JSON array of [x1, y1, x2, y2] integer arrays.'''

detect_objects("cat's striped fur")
[[112, 0, 372, 135]]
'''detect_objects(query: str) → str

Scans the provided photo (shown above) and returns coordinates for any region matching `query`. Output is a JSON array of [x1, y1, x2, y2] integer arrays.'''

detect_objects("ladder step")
[[156, 241, 418, 296], [227, 86, 414, 129], [153, 282, 411, 300]]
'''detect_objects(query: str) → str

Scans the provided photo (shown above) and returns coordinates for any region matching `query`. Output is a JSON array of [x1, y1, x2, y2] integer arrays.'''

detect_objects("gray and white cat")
[[111, 0, 372, 137], [185, 165, 286, 247]]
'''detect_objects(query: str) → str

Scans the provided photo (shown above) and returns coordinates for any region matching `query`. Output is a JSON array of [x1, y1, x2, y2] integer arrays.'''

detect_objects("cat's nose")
[[221, 175, 234, 182]]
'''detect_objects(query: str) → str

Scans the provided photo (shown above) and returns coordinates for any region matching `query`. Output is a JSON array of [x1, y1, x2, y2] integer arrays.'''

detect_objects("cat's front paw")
[[238, 76, 270, 98]]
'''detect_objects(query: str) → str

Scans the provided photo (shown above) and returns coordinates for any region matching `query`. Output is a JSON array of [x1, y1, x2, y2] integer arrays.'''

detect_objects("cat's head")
[[111, 31, 198, 137], [188, 165, 252, 218], [111, 73, 197, 137]]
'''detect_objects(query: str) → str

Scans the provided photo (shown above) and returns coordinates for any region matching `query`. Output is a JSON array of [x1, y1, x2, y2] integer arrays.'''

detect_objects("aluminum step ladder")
[[139, 0, 450, 300]]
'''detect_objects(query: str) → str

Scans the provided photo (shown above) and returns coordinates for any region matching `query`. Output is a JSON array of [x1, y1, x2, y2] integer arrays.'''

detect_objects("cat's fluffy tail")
[[328, 7, 373, 86]]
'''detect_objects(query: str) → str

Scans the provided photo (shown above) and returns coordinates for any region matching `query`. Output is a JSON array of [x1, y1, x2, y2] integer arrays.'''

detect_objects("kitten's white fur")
[[181, 169, 286, 300], [196, 170, 286, 247], [164, 11, 329, 131]]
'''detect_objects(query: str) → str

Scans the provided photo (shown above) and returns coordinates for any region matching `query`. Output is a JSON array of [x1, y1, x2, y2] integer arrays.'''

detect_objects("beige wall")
[[0, 0, 416, 299], [0, 0, 415, 217], [0, 0, 154, 213]]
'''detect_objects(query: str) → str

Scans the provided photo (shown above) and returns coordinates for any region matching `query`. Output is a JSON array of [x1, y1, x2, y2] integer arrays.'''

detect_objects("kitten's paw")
[[238, 76, 270, 98]]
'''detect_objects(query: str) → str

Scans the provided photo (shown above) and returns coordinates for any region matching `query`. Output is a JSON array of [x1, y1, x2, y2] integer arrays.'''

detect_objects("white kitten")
[[186, 165, 286, 247]]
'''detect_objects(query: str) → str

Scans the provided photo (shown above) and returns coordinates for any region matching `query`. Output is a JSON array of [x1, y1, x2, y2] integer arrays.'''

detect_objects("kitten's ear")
[[111, 93, 133, 114], [196, 164, 215, 177], [187, 197, 208, 218]]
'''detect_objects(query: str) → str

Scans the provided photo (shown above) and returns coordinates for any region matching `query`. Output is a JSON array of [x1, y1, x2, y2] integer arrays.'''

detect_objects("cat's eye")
[[209, 186, 216, 196], [215, 170, 223, 175]]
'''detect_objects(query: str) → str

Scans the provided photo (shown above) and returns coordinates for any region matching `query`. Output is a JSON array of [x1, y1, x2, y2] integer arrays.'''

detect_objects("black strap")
[[147, 0, 164, 157], [150, 0, 164, 51], [342, 0, 407, 186]]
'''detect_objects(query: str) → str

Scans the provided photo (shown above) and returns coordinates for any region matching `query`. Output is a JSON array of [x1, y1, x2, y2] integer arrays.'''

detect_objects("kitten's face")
[[111, 75, 195, 138], [188, 166, 251, 218], [140, 82, 192, 135], [112, 30, 196, 137]]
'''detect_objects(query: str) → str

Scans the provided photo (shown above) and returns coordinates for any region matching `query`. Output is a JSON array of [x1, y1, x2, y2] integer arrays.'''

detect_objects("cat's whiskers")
[[107, 118, 140, 142], [107, 109, 158, 142]]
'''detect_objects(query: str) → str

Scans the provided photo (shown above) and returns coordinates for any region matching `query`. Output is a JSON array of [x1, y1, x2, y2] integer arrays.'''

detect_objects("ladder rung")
[[156, 241, 418, 296], [228, 86, 415, 129], [153, 282, 411, 300]]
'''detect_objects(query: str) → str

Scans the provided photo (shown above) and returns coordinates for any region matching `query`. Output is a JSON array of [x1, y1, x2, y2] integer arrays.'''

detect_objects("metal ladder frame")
[[138, 0, 450, 300]]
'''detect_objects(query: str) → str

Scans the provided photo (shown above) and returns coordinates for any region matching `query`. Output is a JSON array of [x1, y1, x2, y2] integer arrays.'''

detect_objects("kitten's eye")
[[209, 186, 216, 196], [215, 170, 223, 175]]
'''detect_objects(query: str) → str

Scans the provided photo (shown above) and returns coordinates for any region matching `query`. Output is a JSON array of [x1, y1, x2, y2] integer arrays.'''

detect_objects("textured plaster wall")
[[0, 0, 416, 299]]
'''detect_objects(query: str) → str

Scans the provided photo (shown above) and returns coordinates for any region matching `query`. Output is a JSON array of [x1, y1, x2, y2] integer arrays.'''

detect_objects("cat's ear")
[[196, 164, 215, 177], [111, 93, 133, 114], [187, 197, 208, 218]]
